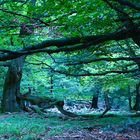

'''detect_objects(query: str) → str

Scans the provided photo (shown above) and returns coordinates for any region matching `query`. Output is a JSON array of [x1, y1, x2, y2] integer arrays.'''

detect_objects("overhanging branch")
[[114, 0, 140, 11], [0, 62, 10, 67], [0, 8, 50, 26], [0, 27, 140, 61], [66, 57, 140, 66], [27, 61, 139, 77]]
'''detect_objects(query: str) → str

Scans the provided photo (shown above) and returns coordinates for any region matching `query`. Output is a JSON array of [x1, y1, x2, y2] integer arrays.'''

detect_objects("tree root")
[[99, 107, 111, 118], [56, 102, 78, 117]]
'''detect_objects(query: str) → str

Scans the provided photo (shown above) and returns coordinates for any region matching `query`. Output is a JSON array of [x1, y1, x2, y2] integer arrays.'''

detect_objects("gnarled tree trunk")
[[1, 57, 25, 112], [1, 0, 36, 113]]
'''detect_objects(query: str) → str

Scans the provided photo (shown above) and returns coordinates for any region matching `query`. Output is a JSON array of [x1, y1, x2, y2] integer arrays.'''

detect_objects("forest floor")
[[0, 109, 140, 140]]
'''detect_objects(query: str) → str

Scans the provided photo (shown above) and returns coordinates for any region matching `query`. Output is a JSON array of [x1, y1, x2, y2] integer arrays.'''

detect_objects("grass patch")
[[0, 112, 140, 139]]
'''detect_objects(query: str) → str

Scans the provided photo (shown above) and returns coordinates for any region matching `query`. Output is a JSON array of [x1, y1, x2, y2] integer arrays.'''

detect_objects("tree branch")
[[0, 62, 10, 67], [0, 26, 140, 61], [27, 61, 139, 77], [115, 0, 140, 11], [66, 57, 140, 66], [0, 8, 76, 27], [103, 0, 129, 16], [0, 8, 50, 26], [46, 68, 140, 77]]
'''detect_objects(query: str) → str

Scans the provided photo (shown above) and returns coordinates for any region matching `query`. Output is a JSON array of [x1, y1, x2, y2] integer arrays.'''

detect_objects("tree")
[[1, 0, 36, 112], [133, 82, 140, 111], [0, 0, 139, 113], [1, 57, 25, 112]]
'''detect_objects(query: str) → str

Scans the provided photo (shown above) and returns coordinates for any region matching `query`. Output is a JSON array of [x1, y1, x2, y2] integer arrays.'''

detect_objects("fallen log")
[[17, 94, 77, 117]]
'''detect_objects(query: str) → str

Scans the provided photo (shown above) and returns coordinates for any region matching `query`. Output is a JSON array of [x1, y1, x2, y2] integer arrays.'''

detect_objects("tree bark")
[[91, 94, 98, 109], [133, 82, 140, 111], [128, 86, 133, 110], [18, 93, 77, 117], [99, 92, 111, 118], [50, 72, 54, 94], [1, 0, 37, 113], [128, 95, 132, 110], [1, 57, 25, 112]]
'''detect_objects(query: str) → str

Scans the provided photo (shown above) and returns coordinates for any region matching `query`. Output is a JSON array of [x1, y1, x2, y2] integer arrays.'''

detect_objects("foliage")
[[0, 0, 139, 117]]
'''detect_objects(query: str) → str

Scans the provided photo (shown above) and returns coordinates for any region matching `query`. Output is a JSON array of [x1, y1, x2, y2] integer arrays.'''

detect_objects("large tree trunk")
[[133, 82, 140, 111], [1, 0, 36, 113], [1, 57, 25, 112]]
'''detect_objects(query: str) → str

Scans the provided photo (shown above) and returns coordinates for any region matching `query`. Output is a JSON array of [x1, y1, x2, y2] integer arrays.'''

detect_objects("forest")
[[0, 0, 140, 139]]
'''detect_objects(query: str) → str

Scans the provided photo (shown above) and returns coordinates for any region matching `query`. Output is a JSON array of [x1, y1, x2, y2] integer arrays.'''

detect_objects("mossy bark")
[[1, 57, 25, 112], [18, 94, 77, 117], [1, 0, 36, 113]]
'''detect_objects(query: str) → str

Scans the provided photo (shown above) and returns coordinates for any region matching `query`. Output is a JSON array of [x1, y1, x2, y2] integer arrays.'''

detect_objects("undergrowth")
[[0, 112, 139, 140]]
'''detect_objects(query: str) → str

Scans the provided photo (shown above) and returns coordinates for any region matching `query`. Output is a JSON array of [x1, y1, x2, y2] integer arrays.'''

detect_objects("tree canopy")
[[0, 0, 139, 110]]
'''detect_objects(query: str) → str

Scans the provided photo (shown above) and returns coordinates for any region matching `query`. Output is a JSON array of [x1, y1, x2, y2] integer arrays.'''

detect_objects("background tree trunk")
[[128, 86, 133, 110], [100, 92, 111, 118], [128, 95, 132, 111], [133, 82, 140, 111], [50, 71, 54, 94], [91, 94, 98, 109]]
